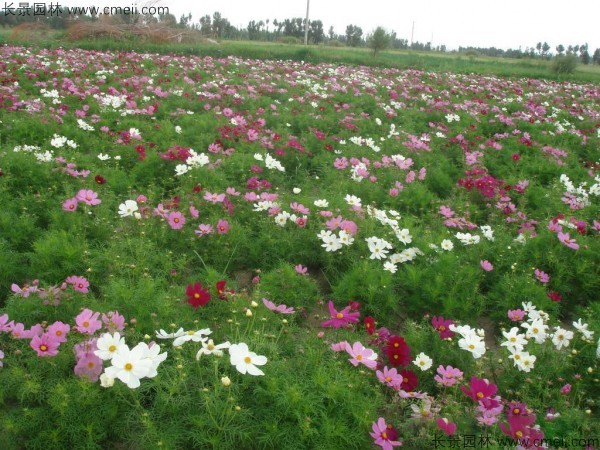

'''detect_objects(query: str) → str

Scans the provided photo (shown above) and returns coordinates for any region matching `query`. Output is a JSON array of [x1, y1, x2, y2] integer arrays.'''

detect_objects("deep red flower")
[[216, 280, 234, 300], [95, 175, 106, 185], [398, 369, 419, 392], [461, 376, 497, 402], [386, 335, 411, 367], [512, 153, 521, 161], [364, 316, 375, 335], [547, 290, 562, 302], [348, 300, 361, 311], [186, 283, 211, 308]]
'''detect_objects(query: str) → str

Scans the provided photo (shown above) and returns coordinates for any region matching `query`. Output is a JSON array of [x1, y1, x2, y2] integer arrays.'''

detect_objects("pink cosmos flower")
[[339, 220, 358, 236], [507, 309, 526, 321], [11, 282, 39, 298], [295, 216, 307, 227], [434, 365, 464, 387], [294, 264, 308, 275], [75, 309, 102, 334], [62, 197, 78, 212], [76, 189, 101, 206], [262, 298, 295, 314], [557, 232, 579, 250], [66, 275, 89, 294], [370, 417, 402, 449], [534, 269, 549, 284], [226, 187, 240, 196], [216, 219, 230, 234], [30, 333, 60, 357], [325, 215, 343, 231], [480, 260, 494, 272], [46, 321, 70, 343], [437, 418, 457, 436], [346, 342, 378, 369], [74, 353, 104, 381], [167, 211, 186, 230], [560, 383, 571, 395], [73, 338, 98, 359], [376, 366, 403, 388], [204, 192, 225, 203], [290, 202, 309, 214], [0, 314, 12, 332], [189, 205, 199, 218], [330, 341, 350, 352], [321, 301, 360, 328], [10, 323, 28, 339], [22, 324, 44, 339], [101, 311, 126, 333], [195, 224, 214, 236]]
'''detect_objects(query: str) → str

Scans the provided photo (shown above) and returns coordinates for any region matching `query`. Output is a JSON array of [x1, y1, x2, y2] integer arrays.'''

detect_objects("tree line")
[[1, 8, 599, 64]]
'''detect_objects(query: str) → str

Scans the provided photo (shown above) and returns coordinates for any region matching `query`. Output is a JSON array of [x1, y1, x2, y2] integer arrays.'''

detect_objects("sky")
[[65, 0, 600, 52]]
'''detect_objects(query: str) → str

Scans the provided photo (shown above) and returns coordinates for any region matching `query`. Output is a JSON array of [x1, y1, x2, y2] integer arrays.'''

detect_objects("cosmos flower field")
[[0, 45, 599, 449]]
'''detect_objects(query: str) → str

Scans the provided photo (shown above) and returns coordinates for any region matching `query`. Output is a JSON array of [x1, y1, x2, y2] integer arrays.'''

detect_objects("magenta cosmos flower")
[[461, 376, 498, 402], [431, 316, 454, 339], [321, 301, 360, 328], [370, 417, 402, 449]]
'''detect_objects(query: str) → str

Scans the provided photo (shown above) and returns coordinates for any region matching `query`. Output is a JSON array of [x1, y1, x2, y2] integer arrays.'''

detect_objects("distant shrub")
[[9, 22, 51, 42], [552, 54, 579, 74], [326, 39, 344, 47], [277, 36, 301, 45], [367, 26, 391, 56]]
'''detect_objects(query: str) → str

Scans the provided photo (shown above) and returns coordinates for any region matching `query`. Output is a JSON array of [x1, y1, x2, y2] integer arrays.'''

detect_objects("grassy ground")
[[1, 26, 599, 82]]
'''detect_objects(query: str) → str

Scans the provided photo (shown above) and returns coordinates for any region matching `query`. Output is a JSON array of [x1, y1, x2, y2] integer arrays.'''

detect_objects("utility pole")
[[410, 21, 414, 47], [304, 0, 310, 45]]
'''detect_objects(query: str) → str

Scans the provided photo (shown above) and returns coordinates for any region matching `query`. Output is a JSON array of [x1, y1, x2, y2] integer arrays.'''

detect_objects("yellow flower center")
[[87, 362, 95, 368], [477, 392, 484, 398], [194, 293, 200, 299], [532, 328, 538, 334], [207, 343, 215, 350], [515, 431, 523, 438], [109, 345, 117, 352], [56, 331, 62, 336], [357, 354, 363, 361], [40, 345, 48, 352], [187, 331, 195, 335], [439, 325, 445, 331], [385, 376, 392, 382], [336, 313, 344, 319], [124, 363, 133, 371], [513, 408, 520, 415], [83, 321, 90, 327], [510, 337, 516, 342], [382, 432, 388, 439], [244, 356, 252, 364], [469, 344, 475, 349]]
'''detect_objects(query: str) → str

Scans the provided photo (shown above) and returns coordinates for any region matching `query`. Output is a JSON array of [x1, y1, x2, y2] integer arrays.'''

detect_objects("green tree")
[[345, 24, 363, 47], [367, 26, 391, 56], [593, 48, 600, 65], [555, 44, 565, 55]]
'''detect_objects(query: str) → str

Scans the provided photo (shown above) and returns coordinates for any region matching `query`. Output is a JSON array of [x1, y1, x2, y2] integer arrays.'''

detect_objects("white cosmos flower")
[[155, 328, 186, 340], [229, 343, 267, 376], [103, 344, 153, 389], [397, 228, 412, 245], [175, 164, 190, 176], [413, 352, 433, 371], [118, 200, 139, 217], [500, 327, 528, 353], [521, 319, 548, 344], [135, 342, 167, 378], [440, 239, 454, 251], [172, 328, 212, 347], [195, 339, 231, 360], [383, 261, 397, 273], [458, 335, 486, 359], [551, 327, 574, 351], [94, 332, 127, 361], [572, 319, 594, 340], [314, 199, 329, 208]]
